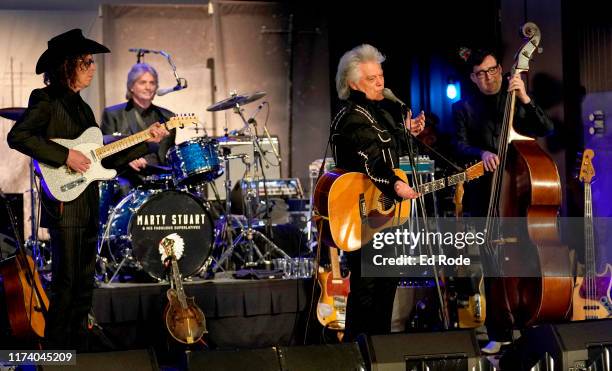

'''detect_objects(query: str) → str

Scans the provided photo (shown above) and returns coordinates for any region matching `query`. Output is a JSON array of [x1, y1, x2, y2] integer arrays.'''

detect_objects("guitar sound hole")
[[379, 194, 394, 211]]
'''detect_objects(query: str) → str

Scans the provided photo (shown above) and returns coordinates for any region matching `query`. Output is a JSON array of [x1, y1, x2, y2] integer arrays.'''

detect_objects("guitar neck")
[[94, 116, 193, 159], [416, 171, 467, 195], [95, 128, 155, 159], [329, 247, 341, 279], [584, 183, 595, 281], [171, 259, 188, 308]]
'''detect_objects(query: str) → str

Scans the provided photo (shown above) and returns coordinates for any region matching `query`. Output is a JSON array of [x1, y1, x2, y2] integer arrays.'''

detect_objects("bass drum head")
[[127, 190, 213, 280]]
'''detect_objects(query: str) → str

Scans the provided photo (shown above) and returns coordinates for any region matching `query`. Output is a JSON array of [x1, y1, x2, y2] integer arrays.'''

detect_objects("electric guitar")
[[452, 181, 486, 328], [313, 162, 485, 252], [35, 114, 197, 202], [161, 235, 207, 344], [317, 245, 350, 331], [572, 149, 612, 320]]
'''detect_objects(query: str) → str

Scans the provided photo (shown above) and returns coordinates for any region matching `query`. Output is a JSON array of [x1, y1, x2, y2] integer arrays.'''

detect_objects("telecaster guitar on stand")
[[314, 162, 484, 252], [35, 114, 198, 202], [572, 149, 612, 320], [317, 245, 350, 332]]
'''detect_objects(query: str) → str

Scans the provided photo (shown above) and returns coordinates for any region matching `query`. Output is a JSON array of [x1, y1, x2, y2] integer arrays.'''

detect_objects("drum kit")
[[97, 91, 290, 283]]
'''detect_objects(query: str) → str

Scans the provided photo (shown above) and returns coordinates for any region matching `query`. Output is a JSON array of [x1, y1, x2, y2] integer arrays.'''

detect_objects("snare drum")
[[105, 189, 214, 280], [140, 173, 174, 191], [166, 137, 223, 186]]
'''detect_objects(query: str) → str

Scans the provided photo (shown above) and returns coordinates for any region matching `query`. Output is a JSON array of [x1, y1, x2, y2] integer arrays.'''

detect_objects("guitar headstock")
[[160, 237, 176, 259], [166, 114, 199, 130], [465, 161, 485, 181], [579, 149, 595, 184]]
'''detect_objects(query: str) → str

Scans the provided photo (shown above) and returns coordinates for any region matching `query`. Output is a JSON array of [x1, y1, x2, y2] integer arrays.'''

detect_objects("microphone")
[[247, 101, 266, 124], [157, 85, 185, 96], [157, 78, 188, 96], [383, 88, 406, 106], [129, 48, 158, 54]]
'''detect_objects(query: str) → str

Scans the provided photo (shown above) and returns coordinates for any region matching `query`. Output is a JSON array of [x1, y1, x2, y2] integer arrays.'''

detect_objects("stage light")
[[446, 79, 460, 101]]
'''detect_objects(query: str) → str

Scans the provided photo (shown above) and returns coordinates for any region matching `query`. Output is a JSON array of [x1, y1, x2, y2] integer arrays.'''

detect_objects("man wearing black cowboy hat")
[[8, 28, 169, 349]]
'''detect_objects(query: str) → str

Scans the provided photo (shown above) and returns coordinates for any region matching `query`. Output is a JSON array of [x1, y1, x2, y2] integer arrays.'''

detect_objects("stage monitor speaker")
[[359, 329, 482, 371], [500, 319, 612, 371], [42, 349, 159, 371], [278, 343, 366, 371], [185, 348, 281, 371]]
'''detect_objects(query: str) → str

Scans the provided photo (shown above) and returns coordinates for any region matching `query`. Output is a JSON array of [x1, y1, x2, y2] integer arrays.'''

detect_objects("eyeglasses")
[[78, 58, 95, 71], [472, 65, 499, 79]]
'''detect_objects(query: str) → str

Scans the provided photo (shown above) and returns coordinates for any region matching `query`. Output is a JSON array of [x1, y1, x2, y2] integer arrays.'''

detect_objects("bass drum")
[[106, 189, 213, 280]]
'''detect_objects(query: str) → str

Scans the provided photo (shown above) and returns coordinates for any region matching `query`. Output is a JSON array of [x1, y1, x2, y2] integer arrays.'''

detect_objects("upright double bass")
[[484, 22, 572, 327]]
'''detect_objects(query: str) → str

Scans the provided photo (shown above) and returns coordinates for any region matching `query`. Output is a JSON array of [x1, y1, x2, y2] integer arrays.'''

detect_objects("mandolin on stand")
[[160, 235, 207, 345]]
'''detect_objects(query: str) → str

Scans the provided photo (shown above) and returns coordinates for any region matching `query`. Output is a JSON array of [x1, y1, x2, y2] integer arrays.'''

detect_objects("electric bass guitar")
[[161, 235, 207, 344], [317, 245, 350, 331], [314, 162, 485, 252], [572, 149, 612, 320], [35, 114, 197, 202]]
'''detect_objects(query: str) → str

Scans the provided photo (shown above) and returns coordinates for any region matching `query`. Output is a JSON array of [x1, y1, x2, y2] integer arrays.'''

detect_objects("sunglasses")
[[78, 58, 95, 70]]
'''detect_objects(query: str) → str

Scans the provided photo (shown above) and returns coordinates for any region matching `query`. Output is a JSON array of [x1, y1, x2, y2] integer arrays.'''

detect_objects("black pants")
[[46, 225, 98, 348], [344, 251, 397, 342]]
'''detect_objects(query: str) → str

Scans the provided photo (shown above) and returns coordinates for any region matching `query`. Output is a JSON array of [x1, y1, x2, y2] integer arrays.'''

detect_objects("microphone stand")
[[399, 106, 449, 330]]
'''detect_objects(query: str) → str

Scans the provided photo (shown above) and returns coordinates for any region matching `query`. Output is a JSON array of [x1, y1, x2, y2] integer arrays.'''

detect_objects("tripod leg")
[[252, 229, 292, 260]]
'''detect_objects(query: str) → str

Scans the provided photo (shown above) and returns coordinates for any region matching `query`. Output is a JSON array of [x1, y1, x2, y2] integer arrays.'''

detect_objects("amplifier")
[[310, 156, 434, 177], [230, 178, 304, 219], [233, 178, 304, 199]]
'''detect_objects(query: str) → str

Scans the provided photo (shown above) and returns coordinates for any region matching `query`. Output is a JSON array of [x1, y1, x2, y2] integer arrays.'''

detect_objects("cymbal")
[[206, 91, 266, 112], [0, 107, 26, 121]]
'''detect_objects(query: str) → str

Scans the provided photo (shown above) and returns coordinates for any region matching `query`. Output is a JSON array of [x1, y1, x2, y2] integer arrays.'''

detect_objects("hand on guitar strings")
[[66, 148, 91, 173], [394, 180, 420, 199]]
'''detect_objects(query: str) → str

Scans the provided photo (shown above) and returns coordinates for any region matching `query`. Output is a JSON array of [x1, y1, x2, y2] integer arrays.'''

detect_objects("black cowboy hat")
[[35, 28, 110, 74]]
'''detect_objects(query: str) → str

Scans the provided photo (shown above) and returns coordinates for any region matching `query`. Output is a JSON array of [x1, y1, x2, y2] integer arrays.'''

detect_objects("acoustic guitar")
[[317, 245, 350, 331], [572, 149, 612, 320], [161, 235, 207, 344], [0, 192, 49, 338], [314, 162, 484, 252]]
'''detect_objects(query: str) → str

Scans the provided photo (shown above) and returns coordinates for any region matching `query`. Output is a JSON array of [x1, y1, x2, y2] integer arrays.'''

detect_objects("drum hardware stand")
[[205, 104, 291, 276], [233, 100, 291, 262]]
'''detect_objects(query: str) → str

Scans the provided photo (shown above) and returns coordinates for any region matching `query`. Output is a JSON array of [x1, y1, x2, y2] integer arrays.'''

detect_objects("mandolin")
[[572, 149, 612, 320], [0, 191, 49, 338], [160, 235, 207, 344]]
